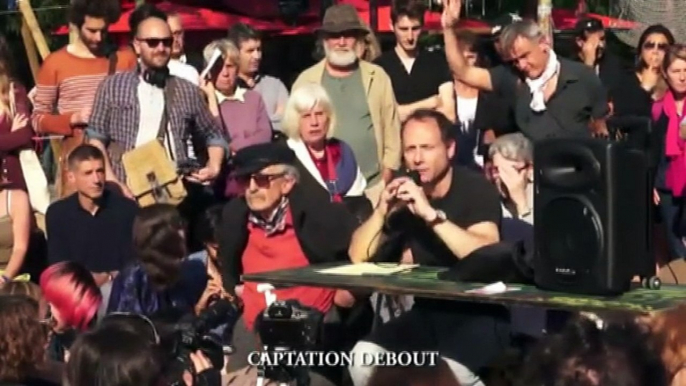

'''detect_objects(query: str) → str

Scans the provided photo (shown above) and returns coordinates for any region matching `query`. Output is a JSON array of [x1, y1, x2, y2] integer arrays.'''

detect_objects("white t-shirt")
[[135, 80, 177, 161], [168, 59, 199, 85], [456, 95, 480, 165]]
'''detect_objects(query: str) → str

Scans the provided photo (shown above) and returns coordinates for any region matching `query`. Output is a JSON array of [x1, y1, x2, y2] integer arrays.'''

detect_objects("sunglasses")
[[643, 41, 669, 51], [237, 172, 285, 187], [138, 37, 173, 48]]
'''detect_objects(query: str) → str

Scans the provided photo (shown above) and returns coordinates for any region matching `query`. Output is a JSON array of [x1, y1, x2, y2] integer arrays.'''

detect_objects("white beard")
[[324, 45, 358, 67]]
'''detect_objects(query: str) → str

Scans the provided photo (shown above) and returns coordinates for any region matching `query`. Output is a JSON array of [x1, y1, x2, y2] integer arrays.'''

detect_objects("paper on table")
[[465, 281, 521, 295], [317, 263, 419, 276]]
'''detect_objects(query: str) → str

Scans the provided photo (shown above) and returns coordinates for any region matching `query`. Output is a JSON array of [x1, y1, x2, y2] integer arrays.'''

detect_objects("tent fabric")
[[551, 9, 639, 30], [54, 1, 321, 35]]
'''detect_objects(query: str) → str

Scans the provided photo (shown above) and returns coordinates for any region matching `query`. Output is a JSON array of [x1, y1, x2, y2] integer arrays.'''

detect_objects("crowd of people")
[[1, 0, 686, 384]]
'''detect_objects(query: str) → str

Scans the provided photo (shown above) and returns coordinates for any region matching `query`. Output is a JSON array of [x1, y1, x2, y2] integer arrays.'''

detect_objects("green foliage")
[[0, 0, 70, 49]]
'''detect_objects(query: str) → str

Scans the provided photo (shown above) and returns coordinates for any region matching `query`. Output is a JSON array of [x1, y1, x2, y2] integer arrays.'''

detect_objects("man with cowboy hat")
[[292, 4, 401, 195]]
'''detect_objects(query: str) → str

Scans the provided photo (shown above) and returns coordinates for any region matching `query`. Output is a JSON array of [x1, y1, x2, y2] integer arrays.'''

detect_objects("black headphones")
[[139, 64, 170, 88]]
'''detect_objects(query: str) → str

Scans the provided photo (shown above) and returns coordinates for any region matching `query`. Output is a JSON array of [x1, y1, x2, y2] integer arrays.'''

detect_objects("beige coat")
[[291, 60, 401, 171]]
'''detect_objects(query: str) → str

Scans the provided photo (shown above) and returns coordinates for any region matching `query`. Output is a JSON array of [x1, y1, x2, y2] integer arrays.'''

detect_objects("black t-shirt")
[[377, 166, 501, 267], [489, 58, 608, 141], [374, 49, 451, 105]]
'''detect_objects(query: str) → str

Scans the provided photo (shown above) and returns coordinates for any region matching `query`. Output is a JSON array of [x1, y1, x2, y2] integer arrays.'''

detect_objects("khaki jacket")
[[292, 60, 401, 171]]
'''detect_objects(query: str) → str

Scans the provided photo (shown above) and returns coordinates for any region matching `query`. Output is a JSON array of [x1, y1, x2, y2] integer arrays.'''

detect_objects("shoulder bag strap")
[[157, 77, 177, 161], [107, 52, 118, 76]]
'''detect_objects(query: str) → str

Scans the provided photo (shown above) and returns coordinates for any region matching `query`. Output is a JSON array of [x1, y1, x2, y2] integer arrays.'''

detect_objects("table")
[[243, 263, 686, 314]]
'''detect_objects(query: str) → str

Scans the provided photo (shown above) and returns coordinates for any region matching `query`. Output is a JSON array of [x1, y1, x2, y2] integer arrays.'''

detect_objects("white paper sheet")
[[316, 263, 419, 276]]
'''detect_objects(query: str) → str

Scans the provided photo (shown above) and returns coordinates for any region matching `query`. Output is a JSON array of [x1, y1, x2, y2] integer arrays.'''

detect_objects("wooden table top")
[[242, 263, 686, 314]]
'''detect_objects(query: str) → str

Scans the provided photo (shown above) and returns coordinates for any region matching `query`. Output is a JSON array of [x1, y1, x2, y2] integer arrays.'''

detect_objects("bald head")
[[134, 17, 172, 70], [137, 17, 171, 38]]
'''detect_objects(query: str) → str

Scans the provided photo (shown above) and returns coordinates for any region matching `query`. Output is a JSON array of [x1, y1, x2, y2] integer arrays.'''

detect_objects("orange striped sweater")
[[31, 47, 137, 135]]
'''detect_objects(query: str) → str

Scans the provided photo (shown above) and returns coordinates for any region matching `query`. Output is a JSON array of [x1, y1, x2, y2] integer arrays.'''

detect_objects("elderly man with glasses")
[[217, 142, 359, 386]]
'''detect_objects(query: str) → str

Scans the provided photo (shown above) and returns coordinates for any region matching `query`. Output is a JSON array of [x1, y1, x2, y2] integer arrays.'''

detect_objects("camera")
[[258, 300, 323, 351], [166, 298, 240, 384], [256, 300, 324, 385]]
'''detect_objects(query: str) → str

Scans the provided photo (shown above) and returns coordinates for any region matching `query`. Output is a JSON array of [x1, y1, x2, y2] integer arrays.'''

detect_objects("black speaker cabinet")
[[533, 138, 652, 296]]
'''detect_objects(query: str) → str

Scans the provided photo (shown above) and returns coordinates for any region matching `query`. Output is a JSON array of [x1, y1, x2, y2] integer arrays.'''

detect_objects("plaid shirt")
[[87, 71, 228, 181]]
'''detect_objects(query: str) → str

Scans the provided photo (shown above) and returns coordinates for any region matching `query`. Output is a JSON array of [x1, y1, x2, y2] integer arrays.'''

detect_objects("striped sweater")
[[31, 47, 137, 135]]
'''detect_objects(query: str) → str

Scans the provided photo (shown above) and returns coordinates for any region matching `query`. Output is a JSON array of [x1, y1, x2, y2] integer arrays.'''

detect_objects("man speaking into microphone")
[[347, 109, 505, 386]]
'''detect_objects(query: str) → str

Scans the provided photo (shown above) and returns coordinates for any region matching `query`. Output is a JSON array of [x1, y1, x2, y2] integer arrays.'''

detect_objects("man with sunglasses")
[[86, 14, 227, 199], [32, 0, 138, 198], [217, 142, 359, 386]]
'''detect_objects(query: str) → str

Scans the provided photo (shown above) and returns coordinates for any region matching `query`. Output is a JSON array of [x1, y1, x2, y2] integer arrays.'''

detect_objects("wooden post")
[[20, 20, 40, 82], [17, 0, 50, 60], [537, 0, 554, 49]]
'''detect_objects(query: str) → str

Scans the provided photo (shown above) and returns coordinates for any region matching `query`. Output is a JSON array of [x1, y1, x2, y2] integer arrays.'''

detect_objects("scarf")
[[525, 50, 560, 112], [661, 90, 686, 196], [248, 197, 289, 236]]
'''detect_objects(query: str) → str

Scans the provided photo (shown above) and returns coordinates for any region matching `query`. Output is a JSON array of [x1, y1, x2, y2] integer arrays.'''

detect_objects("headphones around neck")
[[139, 64, 170, 88]]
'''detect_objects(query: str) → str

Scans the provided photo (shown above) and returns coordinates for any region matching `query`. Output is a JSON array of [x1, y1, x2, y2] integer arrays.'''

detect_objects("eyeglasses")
[[138, 37, 173, 48], [643, 41, 669, 51], [237, 172, 285, 188], [104, 312, 160, 345]]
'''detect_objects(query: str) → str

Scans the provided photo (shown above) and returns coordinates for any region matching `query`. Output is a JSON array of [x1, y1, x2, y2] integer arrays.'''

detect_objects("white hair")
[[281, 83, 336, 140], [277, 164, 300, 183], [488, 133, 533, 163], [500, 20, 544, 54], [202, 38, 239, 67]]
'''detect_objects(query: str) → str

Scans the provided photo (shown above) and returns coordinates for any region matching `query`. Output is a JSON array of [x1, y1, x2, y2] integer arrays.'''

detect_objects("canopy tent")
[[551, 8, 639, 31], [54, 1, 321, 35], [53, 0, 487, 35]]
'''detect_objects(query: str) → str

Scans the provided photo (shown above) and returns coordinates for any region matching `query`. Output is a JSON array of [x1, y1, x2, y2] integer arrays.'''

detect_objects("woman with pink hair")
[[39, 261, 101, 362]]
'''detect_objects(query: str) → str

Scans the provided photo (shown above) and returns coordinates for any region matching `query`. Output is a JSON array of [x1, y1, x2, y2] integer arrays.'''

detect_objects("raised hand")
[[441, 0, 462, 29]]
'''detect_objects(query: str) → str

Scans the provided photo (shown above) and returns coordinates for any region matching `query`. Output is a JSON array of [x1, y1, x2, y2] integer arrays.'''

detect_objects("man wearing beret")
[[217, 142, 358, 385]]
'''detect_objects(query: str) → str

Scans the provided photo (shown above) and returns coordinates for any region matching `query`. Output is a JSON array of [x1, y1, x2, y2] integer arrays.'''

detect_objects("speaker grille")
[[538, 196, 603, 283]]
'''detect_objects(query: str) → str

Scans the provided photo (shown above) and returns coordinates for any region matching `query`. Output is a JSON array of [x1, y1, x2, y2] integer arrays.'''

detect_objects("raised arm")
[[442, 0, 494, 91]]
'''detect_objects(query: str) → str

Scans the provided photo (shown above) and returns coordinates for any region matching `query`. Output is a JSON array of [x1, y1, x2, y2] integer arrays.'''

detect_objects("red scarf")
[[306, 141, 342, 202]]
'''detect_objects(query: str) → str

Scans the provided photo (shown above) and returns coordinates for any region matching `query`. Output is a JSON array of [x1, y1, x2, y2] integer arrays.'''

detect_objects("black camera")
[[256, 300, 324, 385], [258, 300, 323, 351], [166, 298, 240, 384], [177, 158, 203, 175]]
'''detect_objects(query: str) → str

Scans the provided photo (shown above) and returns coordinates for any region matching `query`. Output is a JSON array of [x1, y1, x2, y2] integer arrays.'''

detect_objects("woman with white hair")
[[489, 133, 534, 223], [199, 39, 272, 198], [282, 83, 366, 203]]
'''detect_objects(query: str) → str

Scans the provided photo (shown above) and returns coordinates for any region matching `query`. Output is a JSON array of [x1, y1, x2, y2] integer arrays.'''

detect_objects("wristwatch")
[[427, 209, 447, 226]]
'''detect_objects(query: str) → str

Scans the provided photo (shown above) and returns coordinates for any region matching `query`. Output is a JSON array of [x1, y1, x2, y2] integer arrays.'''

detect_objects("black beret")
[[232, 142, 296, 177]]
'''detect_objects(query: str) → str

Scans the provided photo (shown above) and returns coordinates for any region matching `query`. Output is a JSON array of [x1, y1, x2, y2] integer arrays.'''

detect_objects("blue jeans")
[[657, 190, 686, 259]]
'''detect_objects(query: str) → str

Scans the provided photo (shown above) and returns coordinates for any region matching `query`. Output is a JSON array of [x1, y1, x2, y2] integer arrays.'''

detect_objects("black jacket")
[[217, 185, 359, 294]]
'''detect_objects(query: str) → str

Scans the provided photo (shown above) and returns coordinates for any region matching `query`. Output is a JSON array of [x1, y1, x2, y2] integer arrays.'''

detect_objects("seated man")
[[347, 109, 504, 386], [218, 142, 358, 386], [46, 145, 139, 287]]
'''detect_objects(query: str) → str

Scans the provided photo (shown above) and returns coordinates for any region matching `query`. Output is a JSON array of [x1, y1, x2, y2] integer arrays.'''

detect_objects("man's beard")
[[324, 45, 358, 67]]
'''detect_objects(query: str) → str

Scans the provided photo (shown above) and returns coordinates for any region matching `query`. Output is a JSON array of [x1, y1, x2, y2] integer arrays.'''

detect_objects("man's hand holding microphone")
[[375, 175, 441, 224]]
